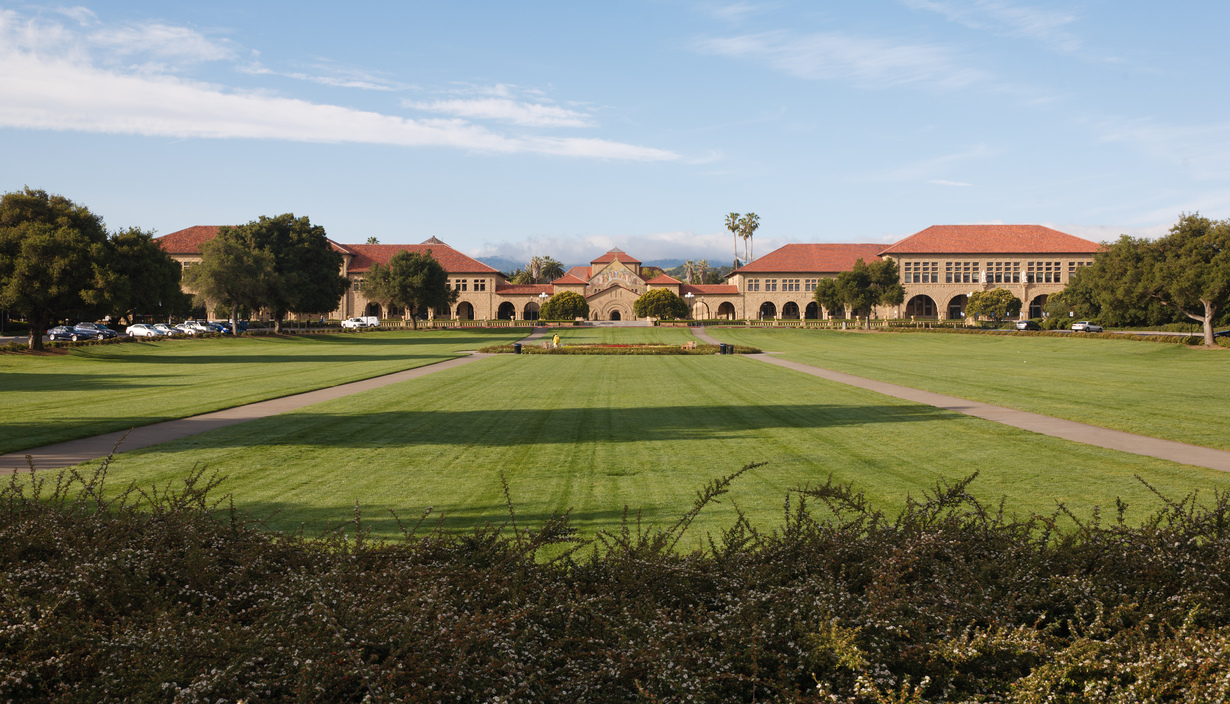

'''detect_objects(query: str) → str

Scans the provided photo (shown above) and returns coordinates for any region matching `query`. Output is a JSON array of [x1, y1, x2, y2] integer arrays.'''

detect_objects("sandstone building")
[[155, 224, 1099, 322]]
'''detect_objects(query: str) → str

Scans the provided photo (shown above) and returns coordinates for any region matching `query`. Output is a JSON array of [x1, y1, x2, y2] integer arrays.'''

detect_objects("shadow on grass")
[[0, 371, 178, 391]]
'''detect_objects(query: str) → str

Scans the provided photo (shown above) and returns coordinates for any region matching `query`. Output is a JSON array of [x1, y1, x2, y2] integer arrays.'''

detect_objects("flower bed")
[[478, 342, 761, 355]]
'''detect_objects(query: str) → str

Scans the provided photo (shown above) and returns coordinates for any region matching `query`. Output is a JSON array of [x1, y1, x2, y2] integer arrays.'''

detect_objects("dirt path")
[[689, 327, 1230, 472], [1, 328, 549, 474]]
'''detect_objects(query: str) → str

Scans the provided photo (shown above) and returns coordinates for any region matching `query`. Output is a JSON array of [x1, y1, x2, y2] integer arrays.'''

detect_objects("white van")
[[341, 316, 380, 329]]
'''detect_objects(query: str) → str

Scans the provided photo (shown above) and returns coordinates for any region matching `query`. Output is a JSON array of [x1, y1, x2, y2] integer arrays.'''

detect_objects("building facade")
[[155, 224, 1100, 322]]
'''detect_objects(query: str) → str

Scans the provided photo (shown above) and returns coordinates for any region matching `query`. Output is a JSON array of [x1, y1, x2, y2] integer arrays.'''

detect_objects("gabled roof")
[[155, 226, 225, 254], [646, 274, 683, 285], [342, 243, 500, 274], [731, 243, 885, 275], [550, 274, 588, 286], [495, 283, 554, 295], [565, 266, 591, 280], [681, 284, 739, 295], [590, 247, 641, 265], [879, 225, 1100, 255]]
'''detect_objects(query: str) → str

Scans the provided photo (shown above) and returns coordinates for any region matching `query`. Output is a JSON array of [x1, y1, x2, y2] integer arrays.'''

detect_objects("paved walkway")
[[0, 328, 549, 474], [688, 327, 1230, 472]]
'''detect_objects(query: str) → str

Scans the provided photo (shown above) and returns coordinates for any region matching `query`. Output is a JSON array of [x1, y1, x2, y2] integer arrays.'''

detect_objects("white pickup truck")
[[341, 316, 380, 329]]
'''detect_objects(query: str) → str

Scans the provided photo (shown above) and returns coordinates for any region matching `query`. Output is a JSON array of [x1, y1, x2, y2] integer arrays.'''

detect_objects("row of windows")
[[450, 279, 488, 292], [900, 260, 1093, 284]]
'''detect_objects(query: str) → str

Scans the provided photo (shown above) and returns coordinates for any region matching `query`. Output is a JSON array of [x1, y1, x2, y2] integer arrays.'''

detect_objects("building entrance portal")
[[947, 295, 968, 320], [1029, 294, 1048, 319], [610, 310, 622, 321], [365, 303, 382, 319]]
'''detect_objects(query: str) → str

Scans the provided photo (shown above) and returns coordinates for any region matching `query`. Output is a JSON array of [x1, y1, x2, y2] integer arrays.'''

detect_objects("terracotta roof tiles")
[[731, 243, 885, 275], [646, 274, 683, 285], [335, 243, 500, 274], [550, 274, 588, 285], [495, 283, 554, 295], [879, 225, 1099, 255], [154, 226, 225, 254], [680, 284, 739, 295], [590, 248, 641, 265]]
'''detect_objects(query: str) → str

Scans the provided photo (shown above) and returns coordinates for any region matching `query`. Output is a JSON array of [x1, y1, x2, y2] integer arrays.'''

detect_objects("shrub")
[[633, 288, 689, 319], [540, 291, 589, 320]]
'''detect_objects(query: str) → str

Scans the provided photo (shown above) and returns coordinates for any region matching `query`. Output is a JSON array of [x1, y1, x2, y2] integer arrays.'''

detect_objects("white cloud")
[[403, 98, 594, 128], [0, 10, 677, 161], [699, 2, 779, 22], [693, 30, 987, 89], [902, 0, 1080, 52], [89, 22, 236, 63], [241, 62, 412, 92], [929, 179, 973, 186], [472, 231, 781, 266]]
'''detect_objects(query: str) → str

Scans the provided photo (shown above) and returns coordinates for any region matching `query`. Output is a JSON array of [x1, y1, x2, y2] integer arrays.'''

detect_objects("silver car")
[[1071, 321, 1103, 333]]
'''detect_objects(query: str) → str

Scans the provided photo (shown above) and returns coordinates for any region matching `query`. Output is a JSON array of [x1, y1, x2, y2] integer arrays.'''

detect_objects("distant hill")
[[475, 256, 524, 275]]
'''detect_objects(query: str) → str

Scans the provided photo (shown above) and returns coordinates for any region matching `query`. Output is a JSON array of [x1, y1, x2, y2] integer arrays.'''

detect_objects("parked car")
[[152, 324, 179, 336], [73, 322, 119, 339], [341, 316, 379, 329], [174, 323, 205, 335], [125, 324, 161, 338], [1015, 320, 1041, 331], [1215, 330, 1229, 339], [47, 325, 76, 341], [1071, 321, 1104, 333]]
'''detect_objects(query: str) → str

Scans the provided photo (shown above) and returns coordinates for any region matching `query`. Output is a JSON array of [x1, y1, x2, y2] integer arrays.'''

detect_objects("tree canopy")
[[0, 188, 109, 349], [361, 249, 456, 329], [539, 291, 589, 321], [183, 228, 276, 335], [633, 288, 689, 320], [102, 227, 192, 324], [966, 288, 1022, 322], [820, 259, 904, 324], [812, 278, 843, 318]]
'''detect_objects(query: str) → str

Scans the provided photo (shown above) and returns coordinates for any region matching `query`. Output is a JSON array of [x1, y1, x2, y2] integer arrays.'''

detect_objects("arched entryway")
[[691, 301, 710, 320], [523, 302, 540, 321], [905, 295, 937, 319], [610, 310, 622, 321], [497, 302, 515, 320], [1029, 294, 1048, 319], [804, 302, 819, 319], [455, 302, 474, 320], [946, 295, 968, 320], [781, 301, 800, 319], [758, 301, 777, 319], [365, 302, 382, 318], [717, 302, 736, 320]]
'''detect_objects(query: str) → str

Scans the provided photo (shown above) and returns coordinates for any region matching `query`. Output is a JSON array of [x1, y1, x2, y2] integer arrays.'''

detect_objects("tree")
[[966, 288, 1022, 322], [682, 260, 696, 284], [634, 288, 689, 320], [540, 290, 589, 320], [233, 214, 349, 333], [361, 249, 456, 329], [539, 256, 565, 282], [739, 212, 760, 263], [812, 278, 843, 318], [1078, 214, 1228, 346], [0, 188, 109, 350], [833, 258, 904, 326], [696, 259, 710, 284], [366, 237, 380, 244], [102, 227, 192, 324], [183, 228, 276, 335], [725, 212, 742, 267]]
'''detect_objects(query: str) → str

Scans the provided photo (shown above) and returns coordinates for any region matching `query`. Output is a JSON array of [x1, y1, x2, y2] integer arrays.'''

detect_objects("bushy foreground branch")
[[4, 463, 1230, 702]]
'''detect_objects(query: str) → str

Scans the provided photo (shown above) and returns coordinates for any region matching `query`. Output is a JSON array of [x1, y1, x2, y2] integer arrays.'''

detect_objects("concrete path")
[[1, 328, 548, 474], [688, 327, 1230, 472]]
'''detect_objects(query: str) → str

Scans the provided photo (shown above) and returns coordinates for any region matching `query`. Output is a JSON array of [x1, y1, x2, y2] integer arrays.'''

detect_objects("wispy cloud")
[[902, 0, 1080, 52], [240, 61, 412, 91], [403, 98, 594, 128], [1097, 116, 1230, 181], [699, 2, 780, 22], [89, 22, 237, 63], [0, 9, 677, 161], [874, 145, 997, 182], [928, 179, 973, 186], [692, 30, 987, 89]]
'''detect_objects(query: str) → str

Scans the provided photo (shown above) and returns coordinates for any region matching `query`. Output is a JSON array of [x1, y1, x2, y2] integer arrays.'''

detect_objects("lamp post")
[[538, 291, 547, 323], [685, 291, 694, 320]]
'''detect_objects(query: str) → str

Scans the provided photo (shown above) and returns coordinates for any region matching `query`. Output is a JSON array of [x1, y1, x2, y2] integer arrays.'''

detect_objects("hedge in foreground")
[[4, 464, 1230, 702]]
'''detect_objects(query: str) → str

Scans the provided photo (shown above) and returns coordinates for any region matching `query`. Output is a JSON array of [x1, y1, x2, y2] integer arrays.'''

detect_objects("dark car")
[[73, 322, 119, 340], [1015, 320, 1041, 331], [47, 325, 77, 341], [1216, 330, 1229, 339]]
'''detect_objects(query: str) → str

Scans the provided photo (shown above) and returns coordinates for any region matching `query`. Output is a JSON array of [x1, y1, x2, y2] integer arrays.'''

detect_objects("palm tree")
[[740, 213, 760, 262], [697, 259, 710, 284], [540, 256, 565, 282], [683, 260, 696, 284], [366, 237, 379, 244], [527, 256, 544, 284], [725, 212, 742, 266]]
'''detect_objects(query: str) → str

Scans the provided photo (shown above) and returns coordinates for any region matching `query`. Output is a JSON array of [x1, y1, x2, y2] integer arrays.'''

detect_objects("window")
[[945, 262, 953, 283], [747, 279, 760, 292], [805, 278, 818, 291], [354, 279, 364, 292], [476, 279, 486, 291], [1012, 262, 1021, 283], [767, 279, 778, 292]]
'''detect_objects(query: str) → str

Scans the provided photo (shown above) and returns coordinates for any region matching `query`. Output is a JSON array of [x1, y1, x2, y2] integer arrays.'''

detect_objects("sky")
[[3, 1, 1229, 266]]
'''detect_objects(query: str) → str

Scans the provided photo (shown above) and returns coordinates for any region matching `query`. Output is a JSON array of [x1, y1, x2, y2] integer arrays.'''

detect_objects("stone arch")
[[781, 301, 800, 319], [455, 301, 474, 320], [804, 302, 819, 320], [946, 294, 968, 320], [692, 301, 710, 320], [758, 301, 777, 319], [905, 295, 937, 319], [610, 309, 622, 321], [1029, 294, 1048, 319], [717, 302, 736, 320], [365, 302, 382, 318], [497, 302, 516, 320], [523, 301, 540, 321]]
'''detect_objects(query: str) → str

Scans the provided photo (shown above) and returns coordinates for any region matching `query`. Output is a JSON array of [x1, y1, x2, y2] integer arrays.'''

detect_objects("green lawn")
[[96, 354, 1230, 542], [708, 328, 1230, 450], [549, 326, 698, 344], [0, 329, 529, 454]]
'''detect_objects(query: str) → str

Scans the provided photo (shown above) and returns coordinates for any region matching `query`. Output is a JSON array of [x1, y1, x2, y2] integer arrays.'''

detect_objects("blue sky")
[[2, 1, 1228, 264]]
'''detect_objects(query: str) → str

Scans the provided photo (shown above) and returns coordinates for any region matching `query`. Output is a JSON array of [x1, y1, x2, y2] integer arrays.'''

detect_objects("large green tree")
[[812, 278, 844, 318], [833, 259, 904, 326], [0, 188, 109, 350], [966, 288, 1023, 322], [232, 214, 349, 333], [539, 291, 589, 320], [633, 288, 689, 320], [183, 228, 276, 335], [102, 227, 192, 324], [1076, 214, 1228, 346], [361, 250, 456, 329]]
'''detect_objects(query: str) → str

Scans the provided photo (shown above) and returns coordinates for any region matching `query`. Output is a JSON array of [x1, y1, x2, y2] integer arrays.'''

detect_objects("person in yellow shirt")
[[552, 333, 561, 349]]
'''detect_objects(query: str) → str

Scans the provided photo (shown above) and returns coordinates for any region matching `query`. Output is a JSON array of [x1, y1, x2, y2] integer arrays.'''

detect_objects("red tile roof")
[[879, 225, 1100, 255], [495, 283, 554, 295], [731, 243, 885, 275], [565, 266, 591, 280], [550, 274, 588, 285], [681, 284, 739, 296], [590, 247, 641, 265], [646, 274, 682, 285], [155, 226, 225, 254], [342, 243, 499, 274]]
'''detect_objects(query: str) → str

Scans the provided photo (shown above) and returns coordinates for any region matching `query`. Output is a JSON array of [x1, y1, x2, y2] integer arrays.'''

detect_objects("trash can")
[[514, 343, 522, 354], [719, 343, 727, 355]]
